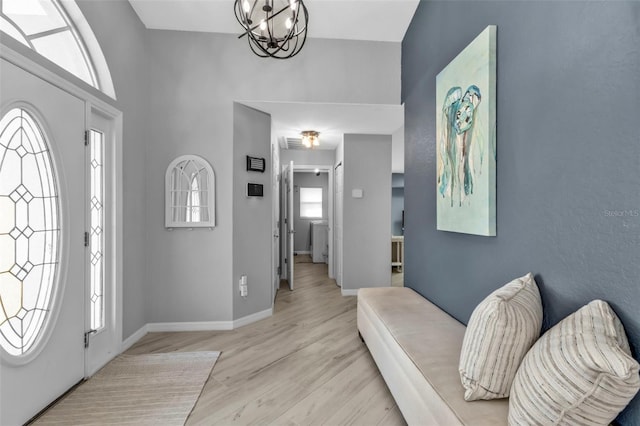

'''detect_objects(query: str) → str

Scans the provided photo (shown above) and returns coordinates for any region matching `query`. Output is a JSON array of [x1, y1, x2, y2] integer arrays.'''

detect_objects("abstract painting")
[[436, 25, 496, 236]]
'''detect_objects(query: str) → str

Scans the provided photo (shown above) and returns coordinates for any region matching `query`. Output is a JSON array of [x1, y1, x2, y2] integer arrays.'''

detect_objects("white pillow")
[[509, 299, 640, 425], [459, 273, 543, 401]]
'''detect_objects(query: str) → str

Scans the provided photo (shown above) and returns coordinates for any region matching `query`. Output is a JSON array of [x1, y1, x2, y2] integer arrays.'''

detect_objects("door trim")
[[291, 164, 334, 278]]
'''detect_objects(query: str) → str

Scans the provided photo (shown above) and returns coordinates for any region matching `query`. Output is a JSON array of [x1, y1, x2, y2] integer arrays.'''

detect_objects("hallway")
[[126, 260, 406, 425]]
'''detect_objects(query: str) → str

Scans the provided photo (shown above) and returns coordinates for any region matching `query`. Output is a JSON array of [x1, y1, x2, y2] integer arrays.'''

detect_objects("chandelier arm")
[[290, 2, 308, 41], [234, 0, 260, 23], [248, 33, 271, 57], [236, 1, 300, 39], [261, 0, 305, 57]]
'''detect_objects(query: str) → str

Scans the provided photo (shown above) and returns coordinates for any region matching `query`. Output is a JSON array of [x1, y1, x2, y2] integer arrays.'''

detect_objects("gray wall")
[[391, 126, 405, 173], [76, 2, 400, 331], [342, 134, 392, 290], [392, 173, 404, 236], [143, 31, 399, 324], [293, 172, 329, 252], [402, 2, 640, 424], [77, 0, 149, 338], [233, 103, 272, 319]]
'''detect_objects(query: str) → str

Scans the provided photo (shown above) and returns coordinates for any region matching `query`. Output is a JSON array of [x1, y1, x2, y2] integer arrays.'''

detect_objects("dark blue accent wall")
[[402, 1, 640, 423]]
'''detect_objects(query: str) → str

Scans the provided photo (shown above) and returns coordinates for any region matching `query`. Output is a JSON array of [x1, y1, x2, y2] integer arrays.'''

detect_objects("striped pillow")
[[459, 273, 543, 401], [509, 300, 640, 425]]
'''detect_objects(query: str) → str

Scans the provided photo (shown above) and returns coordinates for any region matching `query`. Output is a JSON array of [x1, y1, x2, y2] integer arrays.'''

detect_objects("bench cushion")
[[358, 287, 509, 425]]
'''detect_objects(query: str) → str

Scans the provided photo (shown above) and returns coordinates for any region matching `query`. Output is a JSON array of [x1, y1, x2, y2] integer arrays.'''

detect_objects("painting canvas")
[[436, 25, 496, 236]]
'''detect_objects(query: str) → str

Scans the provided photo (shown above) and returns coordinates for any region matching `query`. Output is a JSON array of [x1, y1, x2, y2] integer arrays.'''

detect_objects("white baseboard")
[[147, 321, 234, 332], [295, 251, 311, 255], [118, 309, 274, 352], [341, 289, 359, 297], [233, 308, 273, 329], [120, 324, 149, 352]]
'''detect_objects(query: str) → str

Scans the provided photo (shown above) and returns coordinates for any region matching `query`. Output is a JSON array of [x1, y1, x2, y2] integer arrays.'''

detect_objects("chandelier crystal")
[[234, 0, 309, 59], [301, 130, 319, 148]]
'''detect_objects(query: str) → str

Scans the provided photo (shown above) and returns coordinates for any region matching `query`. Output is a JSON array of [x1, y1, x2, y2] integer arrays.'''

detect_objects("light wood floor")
[[127, 261, 406, 426], [391, 271, 404, 287]]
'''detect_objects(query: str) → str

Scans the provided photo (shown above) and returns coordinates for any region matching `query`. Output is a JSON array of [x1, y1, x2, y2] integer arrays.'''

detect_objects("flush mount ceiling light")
[[234, 0, 309, 59], [301, 130, 319, 148]]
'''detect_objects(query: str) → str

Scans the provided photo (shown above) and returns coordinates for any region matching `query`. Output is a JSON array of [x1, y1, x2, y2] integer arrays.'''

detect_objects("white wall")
[[342, 134, 392, 290], [280, 149, 336, 166], [233, 103, 272, 319]]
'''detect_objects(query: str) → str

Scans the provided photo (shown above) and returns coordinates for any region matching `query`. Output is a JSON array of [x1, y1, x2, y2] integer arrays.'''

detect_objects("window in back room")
[[300, 187, 322, 219]]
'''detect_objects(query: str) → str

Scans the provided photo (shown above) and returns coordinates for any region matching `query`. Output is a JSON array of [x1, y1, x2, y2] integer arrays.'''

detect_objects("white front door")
[[0, 59, 86, 425]]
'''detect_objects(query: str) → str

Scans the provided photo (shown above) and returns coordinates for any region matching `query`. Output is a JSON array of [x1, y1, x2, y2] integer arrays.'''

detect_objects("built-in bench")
[[357, 287, 509, 425]]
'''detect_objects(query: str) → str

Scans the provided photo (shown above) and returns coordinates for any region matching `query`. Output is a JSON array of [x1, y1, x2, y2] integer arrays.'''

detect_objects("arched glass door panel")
[[0, 107, 60, 356]]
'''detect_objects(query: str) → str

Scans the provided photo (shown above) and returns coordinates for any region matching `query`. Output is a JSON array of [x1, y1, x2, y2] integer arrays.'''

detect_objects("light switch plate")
[[352, 189, 363, 198]]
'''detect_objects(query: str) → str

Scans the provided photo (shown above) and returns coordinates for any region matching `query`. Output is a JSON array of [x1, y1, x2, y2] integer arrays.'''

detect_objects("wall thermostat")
[[247, 183, 264, 197]]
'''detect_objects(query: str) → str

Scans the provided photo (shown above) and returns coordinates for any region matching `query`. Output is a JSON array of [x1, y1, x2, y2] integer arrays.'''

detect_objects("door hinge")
[[84, 329, 97, 348], [284, 258, 288, 264], [284, 218, 288, 224], [84, 130, 90, 146], [84, 231, 89, 247]]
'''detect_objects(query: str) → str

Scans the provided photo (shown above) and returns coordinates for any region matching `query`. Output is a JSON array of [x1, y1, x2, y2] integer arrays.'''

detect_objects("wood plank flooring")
[[127, 261, 406, 426]]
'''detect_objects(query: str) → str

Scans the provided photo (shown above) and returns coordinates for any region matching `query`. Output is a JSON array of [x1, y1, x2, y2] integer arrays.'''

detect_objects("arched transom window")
[[0, 0, 114, 97]]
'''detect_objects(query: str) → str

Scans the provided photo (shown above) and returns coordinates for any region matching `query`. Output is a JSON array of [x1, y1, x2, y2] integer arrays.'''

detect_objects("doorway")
[[277, 162, 335, 292]]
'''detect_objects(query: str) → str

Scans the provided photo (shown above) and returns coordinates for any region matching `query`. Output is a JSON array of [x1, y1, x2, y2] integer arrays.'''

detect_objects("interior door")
[[287, 161, 294, 291], [85, 111, 116, 376], [0, 59, 86, 425], [334, 163, 343, 287], [271, 143, 280, 302]]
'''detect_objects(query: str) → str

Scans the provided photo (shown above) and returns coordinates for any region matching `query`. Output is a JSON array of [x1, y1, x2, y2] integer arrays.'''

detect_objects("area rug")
[[33, 351, 220, 426]]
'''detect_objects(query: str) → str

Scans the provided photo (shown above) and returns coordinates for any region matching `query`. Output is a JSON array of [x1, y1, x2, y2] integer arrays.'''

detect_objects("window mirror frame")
[[165, 154, 215, 229]]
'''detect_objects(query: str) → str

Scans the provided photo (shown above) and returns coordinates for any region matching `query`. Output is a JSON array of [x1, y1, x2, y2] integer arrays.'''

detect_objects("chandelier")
[[234, 0, 309, 59], [301, 131, 319, 148]]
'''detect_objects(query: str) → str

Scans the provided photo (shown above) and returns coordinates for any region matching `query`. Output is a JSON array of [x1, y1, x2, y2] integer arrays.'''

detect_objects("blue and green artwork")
[[436, 25, 496, 236]]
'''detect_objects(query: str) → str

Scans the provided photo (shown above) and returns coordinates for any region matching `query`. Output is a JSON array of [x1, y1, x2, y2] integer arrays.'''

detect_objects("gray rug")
[[34, 351, 220, 425]]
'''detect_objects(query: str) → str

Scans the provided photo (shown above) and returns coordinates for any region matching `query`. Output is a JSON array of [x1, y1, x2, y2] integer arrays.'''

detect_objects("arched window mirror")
[[165, 155, 215, 229], [0, 0, 116, 98]]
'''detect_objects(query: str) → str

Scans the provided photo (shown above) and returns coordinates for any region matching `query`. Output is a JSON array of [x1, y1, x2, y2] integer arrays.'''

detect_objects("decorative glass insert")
[[0, 107, 60, 356], [0, 0, 98, 88], [165, 155, 215, 228], [89, 129, 103, 330], [300, 187, 322, 218]]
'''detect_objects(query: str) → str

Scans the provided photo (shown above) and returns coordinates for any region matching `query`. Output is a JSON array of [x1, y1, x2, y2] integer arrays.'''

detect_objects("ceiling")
[[128, 0, 419, 43], [241, 100, 403, 148], [240, 101, 404, 170]]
